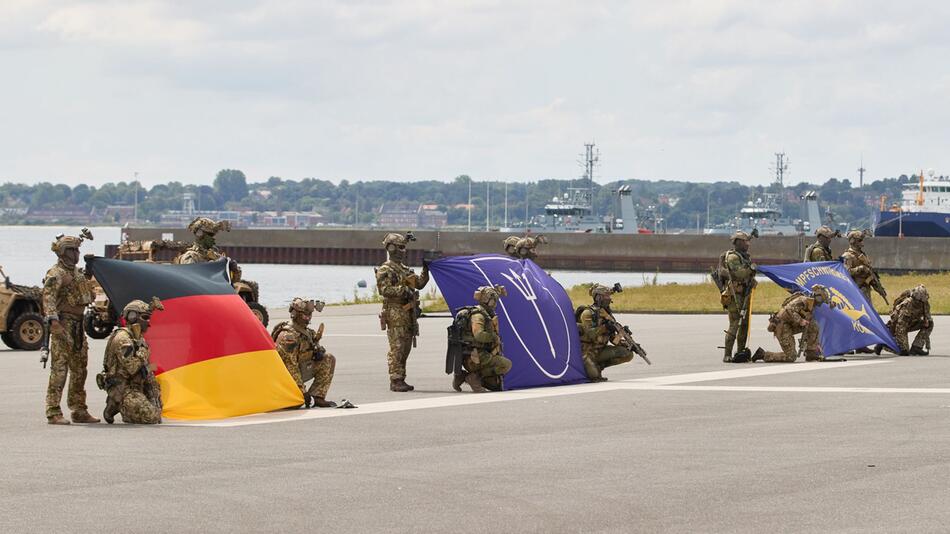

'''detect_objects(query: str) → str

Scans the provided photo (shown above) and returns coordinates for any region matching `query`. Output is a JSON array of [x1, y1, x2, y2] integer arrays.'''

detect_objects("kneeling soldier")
[[878, 285, 932, 356], [272, 298, 337, 407], [452, 285, 512, 392], [577, 284, 648, 381], [99, 298, 164, 424], [752, 285, 831, 363]]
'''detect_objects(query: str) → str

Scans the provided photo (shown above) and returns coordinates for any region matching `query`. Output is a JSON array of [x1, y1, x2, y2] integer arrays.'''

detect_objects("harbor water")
[[0, 226, 709, 308]]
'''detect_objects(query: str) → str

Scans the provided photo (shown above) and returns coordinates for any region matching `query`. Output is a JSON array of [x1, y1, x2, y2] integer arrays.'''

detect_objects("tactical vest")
[[804, 243, 831, 262], [451, 306, 493, 348], [271, 321, 316, 354]]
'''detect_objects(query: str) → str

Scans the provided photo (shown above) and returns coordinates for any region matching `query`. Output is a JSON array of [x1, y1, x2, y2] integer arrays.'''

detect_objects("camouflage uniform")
[[272, 298, 336, 407], [841, 230, 880, 303], [377, 233, 428, 392], [452, 285, 512, 392], [577, 284, 635, 381], [804, 226, 837, 262], [43, 234, 97, 424], [753, 286, 831, 363], [504, 235, 546, 260], [718, 232, 757, 362], [886, 285, 932, 355]]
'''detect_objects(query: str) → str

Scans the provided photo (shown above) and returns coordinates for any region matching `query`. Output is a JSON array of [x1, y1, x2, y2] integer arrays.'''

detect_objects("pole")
[[504, 181, 508, 228], [467, 177, 472, 232], [525, 182, 529, 229], [488, 181, 492, 231], [133, 172, 138, 224]]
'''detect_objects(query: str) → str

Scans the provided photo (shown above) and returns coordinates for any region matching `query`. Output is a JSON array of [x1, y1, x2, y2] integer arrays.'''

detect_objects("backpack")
[[446, 306, 480, 375]]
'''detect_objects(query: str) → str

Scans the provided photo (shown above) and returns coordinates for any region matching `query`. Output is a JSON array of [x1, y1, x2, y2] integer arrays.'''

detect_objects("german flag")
[[87, 257, 303, 420]]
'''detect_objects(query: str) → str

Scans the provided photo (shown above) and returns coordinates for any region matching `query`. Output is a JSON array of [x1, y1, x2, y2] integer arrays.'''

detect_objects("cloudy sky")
[[1, 1, 948, 187]]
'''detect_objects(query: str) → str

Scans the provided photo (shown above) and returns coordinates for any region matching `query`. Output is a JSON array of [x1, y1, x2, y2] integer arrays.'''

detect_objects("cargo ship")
[[875, 170, 950, 237]]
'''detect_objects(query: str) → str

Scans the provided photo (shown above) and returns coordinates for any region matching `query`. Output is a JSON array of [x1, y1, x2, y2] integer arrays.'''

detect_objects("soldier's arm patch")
[[276, 330, 299, 352]]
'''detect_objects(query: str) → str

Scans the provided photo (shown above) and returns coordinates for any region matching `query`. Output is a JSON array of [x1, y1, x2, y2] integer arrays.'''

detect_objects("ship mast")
[[581, 142, 600, 205], [771, 152, 789, 213]]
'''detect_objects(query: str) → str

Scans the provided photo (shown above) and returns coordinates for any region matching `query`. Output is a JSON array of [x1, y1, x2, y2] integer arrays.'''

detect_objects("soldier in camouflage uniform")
[[272, 298, 337, 407], [376, 233, 429, 392], [752, 285, 831, 363], [877, 285, 932, 356], [503, 235, 547, 260], [174, 217, 247, 282], [717, 231, 757, 363], [451, 285, 512, 393], [804, 226, 838, 262], [577, 284, 637, 381], [99, 299, 164, 424], [841, 230, 886, 304], [43, 232, 99, 425]]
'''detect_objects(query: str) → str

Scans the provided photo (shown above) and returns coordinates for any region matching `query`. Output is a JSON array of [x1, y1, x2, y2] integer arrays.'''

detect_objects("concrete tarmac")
[[2, 308, 949, 533]]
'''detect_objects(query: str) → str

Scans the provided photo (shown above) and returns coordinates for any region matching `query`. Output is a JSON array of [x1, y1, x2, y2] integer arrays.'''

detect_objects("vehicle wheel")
[[11, 312, 45, 351], [1, 332, 16, 349], [247, 302, 269, 327], [83, 310, 115, 339]]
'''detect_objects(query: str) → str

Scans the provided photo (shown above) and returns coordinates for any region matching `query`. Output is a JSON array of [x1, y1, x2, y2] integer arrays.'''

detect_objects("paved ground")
[[2, 307, 949, 533]]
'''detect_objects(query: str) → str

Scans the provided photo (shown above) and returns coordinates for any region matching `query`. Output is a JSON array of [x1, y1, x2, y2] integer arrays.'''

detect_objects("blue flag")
[[758, 261, 898, 354], [429, 254, 588, 390]]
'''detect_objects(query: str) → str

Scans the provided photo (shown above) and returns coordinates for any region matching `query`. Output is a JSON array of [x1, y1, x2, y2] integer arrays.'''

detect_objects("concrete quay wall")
[[115, 228, 950, 273]]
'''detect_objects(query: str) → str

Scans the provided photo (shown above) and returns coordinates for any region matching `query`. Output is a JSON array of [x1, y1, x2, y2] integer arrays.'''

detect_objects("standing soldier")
[[376, 233, 429, 392], [43, 230, 99, 424], [272, 298, 337, 407], [841, 230, 886, 304], [576, 283, 647, 381], [99, 299, 164, 424], [877, 285, 932, 356], [804, 226, 838, 262], [752, 285, 831, 363], [715, 231, 757, 363], [174, 217, 231, 264], [451, 285, 512, 392]]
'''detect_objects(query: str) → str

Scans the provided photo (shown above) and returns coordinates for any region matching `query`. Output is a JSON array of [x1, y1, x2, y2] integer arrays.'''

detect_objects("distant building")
[[378, 202, 447, 229], [102, 205, 135, 224], [25, 207, 94, 224], [256, 211, 324, 228]]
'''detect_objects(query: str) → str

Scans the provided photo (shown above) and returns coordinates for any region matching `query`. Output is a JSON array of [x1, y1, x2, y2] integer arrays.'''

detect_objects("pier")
[[110, 228, 950, 273]]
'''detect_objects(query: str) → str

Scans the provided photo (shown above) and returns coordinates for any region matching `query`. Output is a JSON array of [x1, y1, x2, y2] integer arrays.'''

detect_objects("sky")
[[1, 0, 948, 187]]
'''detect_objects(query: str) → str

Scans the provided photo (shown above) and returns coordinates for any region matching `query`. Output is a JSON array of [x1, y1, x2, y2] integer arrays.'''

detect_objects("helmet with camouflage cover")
[[503, 236, 520, 253], [122, 297, 163, 323], [382, 233, 409, 250], [846, 229, 867, 244], [815, 226, 837, 239], [912, 284, 929, 302], [288, 297, 325, 317], [588, 283, 613, 297], [473, 285, 506, 307], [188, 217, 231, 236], [51, 227, 93, 255], [731, 231, 752, 244], [809, 284, 831, 305]]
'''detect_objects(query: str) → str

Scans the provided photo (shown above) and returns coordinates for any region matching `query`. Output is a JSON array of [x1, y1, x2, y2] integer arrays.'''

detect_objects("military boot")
[[47, 415, 70, 425], [452, 372, 466, 392], [804, 351, 822, 362], [71, 411, 100, 424], [464, 373, 487, 393], [751, 347, 765, 362], [390, 378, 412, 392], [103, 403, 120, 425], [311, 396, 337, 408], [483, 375, 504, 392], [909, 345, 929, 356], [873, 344, 884, 355], [402, 379, 415, 391]]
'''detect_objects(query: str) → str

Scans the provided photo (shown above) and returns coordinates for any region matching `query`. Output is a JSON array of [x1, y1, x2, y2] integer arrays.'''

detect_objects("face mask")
[[389, 246, 406, 261], [197, 234, 216, 249], [60, 248, 79, 268]]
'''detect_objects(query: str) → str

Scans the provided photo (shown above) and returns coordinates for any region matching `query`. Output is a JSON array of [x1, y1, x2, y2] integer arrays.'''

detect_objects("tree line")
[[0, 168, 923, 229]]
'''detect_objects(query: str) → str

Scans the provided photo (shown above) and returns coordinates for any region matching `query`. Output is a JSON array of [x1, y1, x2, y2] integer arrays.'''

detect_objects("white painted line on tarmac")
[[166, 359, 928, 428], [630, 359, 888, 385]]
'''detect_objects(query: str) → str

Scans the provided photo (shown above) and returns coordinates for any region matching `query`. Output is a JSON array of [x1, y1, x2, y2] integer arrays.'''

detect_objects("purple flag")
[[429, 254, 587, 390]]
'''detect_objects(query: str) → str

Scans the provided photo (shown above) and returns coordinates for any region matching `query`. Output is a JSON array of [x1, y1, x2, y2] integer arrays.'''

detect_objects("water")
[[0, 225, 709, 308]]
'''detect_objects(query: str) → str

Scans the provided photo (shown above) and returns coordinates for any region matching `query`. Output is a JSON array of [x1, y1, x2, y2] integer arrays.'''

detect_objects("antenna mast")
[[858, 156, 866, 188], [581, 142, 600, 204], [771, 152, 789, 213]]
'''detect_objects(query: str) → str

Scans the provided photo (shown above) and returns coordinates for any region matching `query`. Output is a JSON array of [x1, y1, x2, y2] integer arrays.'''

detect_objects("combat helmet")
[[50, 228, 93, 255], [288, 298, 325, 316], [815, 226, 838, 239], [382, 232, 416, 250], [809, 284, 831, 304], [122, 297, 163, 321], [473, 285, 506, 306], [188, 217, 231, 236], [846, 229, 867, 243], [503, 236, 520, 251], [731, 230, 752, 244], [912, 284, 929, 302], [588, 283, 613, 297]]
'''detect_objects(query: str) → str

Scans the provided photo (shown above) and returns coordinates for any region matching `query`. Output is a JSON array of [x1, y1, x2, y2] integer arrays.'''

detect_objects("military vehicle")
[[0, 265, 45, 350], [84, 239, 268, 339]]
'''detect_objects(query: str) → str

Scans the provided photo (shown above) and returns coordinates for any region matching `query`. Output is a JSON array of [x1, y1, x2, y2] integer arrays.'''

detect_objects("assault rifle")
[[40, 317, 51, 369], [868, 267, 888, 305], [598, 308, 651, 365]]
